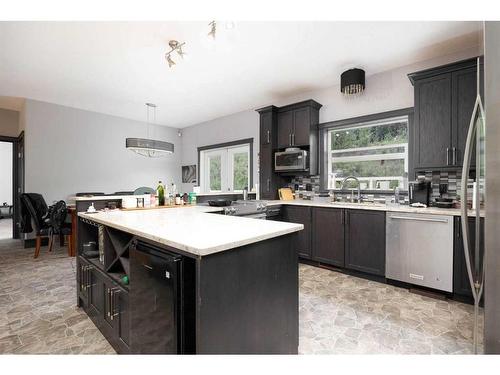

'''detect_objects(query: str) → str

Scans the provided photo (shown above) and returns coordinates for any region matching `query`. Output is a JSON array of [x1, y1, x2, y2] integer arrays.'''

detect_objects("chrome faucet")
[[341, 176, 361, 203]]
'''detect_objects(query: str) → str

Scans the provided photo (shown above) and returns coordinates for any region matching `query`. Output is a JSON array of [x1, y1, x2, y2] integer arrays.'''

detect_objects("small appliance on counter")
[[408, 180, 431, 207], [433, 183, 454, 208]]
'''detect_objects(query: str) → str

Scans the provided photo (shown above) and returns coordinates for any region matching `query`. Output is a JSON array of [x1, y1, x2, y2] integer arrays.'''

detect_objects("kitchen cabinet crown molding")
[[408, 56, 483, 85]]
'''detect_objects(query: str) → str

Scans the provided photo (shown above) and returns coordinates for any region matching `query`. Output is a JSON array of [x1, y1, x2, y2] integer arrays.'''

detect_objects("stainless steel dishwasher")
[[386, 212, 454, 292]]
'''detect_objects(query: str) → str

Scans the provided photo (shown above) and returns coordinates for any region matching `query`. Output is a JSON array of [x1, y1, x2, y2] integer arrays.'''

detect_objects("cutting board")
[[278, 188, 294, 201]]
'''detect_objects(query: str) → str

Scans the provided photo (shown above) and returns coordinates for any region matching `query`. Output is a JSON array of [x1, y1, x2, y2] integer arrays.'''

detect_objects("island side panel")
[[196, 233, 299, 354]]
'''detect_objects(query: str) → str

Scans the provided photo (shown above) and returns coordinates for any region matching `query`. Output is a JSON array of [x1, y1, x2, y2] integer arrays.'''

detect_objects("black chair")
[[48, 200, 73, 256], [19, 193, 51, 258]]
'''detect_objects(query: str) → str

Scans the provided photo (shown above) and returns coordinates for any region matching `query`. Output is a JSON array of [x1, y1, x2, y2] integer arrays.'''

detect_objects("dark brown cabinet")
[[282, 205, 312, 259], [256, 106, 283, 200], [277, 110, 294, 148], [312, 207, 344, 267], [77, 256, 130, 353], [409, 57, 483, 173], [453, 217, 484, 302], [344, 210, 386, 276], [276, 101, 320, 149]]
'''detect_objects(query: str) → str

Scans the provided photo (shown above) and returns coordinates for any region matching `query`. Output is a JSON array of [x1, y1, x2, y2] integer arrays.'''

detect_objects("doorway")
[[0, 140, 13, 239], [0, 132, 23, 240]]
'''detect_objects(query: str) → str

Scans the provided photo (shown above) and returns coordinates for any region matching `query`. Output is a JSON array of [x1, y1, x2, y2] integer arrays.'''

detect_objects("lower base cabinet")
[[312, 207, 344, 267], [77, 256, 130, 353], [345, 210, 386, 276], [282, 206, 385, 276], [282, 206, 312, 259]]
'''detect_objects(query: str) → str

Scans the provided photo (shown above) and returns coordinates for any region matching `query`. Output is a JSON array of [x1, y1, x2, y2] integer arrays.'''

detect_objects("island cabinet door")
[[312, 208, 345, 267], [77, 257, 89, 308], [282, 205, 312, 259], [345, 209, 386, 276], [113, 288, 131, 352], [87, 266, 105, 322]]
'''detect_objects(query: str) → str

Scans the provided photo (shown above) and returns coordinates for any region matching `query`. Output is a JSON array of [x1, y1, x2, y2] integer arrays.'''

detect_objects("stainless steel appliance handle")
[[446, 147, 450, 165], [452, 147, 457, 165], [266, 130, 270, 144], [289, 133, 292, 146], [267, 178, 270, 192], [292, 133, 295, 145], [107, 288, 111, 317], [389, 215, 449, 224]]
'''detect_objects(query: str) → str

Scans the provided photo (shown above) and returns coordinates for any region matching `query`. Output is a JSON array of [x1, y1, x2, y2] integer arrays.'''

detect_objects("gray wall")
[[23, 100, 182, 203], [0, 108, 19, 137], [0, 141, 13, 205], [485, 21, 500, 354], [180, 48, 481, 193]]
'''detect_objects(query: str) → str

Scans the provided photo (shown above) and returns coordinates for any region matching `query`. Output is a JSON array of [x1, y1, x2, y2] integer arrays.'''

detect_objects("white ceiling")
[[0, 21, 482, 128]]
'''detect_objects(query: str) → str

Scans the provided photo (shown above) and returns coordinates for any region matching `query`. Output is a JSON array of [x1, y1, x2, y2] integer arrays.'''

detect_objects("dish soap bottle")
[[157, 180, 165, 206]]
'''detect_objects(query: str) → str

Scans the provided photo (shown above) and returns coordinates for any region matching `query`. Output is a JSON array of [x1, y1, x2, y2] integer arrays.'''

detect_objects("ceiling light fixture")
[[208, 21, 216, 39], [126, 103, 174, 157], [341, 68, 365, 96], [165, 40, 186, 68]]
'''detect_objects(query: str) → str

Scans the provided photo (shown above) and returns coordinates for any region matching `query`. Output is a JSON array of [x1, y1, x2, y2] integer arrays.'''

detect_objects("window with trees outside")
[[200, 142, 251, 193], [327, 115, 409, 191]]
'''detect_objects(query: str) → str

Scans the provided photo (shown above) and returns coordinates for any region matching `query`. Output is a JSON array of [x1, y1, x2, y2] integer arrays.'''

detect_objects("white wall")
[[0, 142, 13, 205], [180, 47, 482, 192], [0, 108, 19, 137], [23, 100, 182, 203]]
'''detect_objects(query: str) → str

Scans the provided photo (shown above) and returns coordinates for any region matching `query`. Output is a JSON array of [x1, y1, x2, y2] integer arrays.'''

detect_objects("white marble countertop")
[[266, 198, 485, 217], [78, 205, 303, 257]]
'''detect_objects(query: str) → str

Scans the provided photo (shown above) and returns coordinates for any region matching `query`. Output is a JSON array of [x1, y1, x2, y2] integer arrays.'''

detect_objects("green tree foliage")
[[233, 153, 248, 190]]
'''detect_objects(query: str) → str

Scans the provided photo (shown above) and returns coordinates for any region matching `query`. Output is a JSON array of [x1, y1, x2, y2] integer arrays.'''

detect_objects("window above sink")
[[325, 112, 410, 192]]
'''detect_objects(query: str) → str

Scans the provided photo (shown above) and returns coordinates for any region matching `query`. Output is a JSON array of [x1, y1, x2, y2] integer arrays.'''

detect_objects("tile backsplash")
[[287, 170, 471, 201]]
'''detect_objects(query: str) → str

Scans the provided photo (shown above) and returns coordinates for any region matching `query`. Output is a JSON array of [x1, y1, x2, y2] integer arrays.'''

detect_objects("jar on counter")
[[175, 194, 181, 205]]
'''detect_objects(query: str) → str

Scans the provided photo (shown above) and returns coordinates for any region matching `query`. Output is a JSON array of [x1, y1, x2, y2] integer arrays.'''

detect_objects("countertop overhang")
[[78, 205, 303, 257]]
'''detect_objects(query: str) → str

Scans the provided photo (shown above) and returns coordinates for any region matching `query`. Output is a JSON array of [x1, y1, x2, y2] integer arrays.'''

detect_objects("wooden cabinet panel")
[[115, 288, 130, 350], [282, 206, 312, 259], [414, 74, 452, 169], [345, 210, 385, 276], [312, 208, 344, 267], [260, 110, 273, 146], [88, 267, 105, 321], [277, 110, 293, 149], [452, 66, 483, 167], [292, 107, 311, 146]]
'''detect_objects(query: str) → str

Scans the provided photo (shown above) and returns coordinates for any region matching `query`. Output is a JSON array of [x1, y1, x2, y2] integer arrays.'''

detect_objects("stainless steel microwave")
[[274, 148, 309, 172]]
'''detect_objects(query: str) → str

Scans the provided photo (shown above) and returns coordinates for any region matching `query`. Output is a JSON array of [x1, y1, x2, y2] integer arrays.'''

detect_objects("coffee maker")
[[408, 180, 431, 206]]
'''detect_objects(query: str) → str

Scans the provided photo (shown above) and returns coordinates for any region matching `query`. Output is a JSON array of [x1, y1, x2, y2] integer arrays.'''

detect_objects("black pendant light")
[[341, 68, 365, 96]]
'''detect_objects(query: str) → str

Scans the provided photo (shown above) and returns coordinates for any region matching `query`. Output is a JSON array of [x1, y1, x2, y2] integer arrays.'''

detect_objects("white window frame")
[[200, 143, 251, 193], [327, 115, 409, 190]]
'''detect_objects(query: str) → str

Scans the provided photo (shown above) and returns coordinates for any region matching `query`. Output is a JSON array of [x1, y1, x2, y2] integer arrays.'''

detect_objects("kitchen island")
[[76, 206, 303, 354]]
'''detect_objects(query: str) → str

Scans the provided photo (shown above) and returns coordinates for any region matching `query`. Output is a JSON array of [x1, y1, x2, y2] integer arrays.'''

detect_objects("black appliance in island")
[[129, 240, 195, 354]]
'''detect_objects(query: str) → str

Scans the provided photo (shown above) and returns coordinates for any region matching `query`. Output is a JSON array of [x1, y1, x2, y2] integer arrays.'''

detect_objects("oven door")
[[274, 151, 308, 171], [240, 213, 267, 220]]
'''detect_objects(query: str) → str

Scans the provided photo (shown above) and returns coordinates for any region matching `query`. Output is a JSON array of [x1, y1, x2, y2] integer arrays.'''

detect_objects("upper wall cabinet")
[[276, 100, 322, 149], [408, 57, 483, 173]]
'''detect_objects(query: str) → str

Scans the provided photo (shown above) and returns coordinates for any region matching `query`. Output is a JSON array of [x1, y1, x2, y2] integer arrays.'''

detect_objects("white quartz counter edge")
[[266, 200, 485, 217], [78, 206, 303, 257]]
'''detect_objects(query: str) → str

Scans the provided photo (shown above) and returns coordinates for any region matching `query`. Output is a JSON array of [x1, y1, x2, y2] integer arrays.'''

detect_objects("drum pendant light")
[[126, 103, 174, 157], [341, 68, 365, 96]]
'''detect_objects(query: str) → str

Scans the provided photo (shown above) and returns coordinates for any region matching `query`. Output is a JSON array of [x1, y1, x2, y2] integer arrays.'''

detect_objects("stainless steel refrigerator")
[[484, 21, 500, 354]]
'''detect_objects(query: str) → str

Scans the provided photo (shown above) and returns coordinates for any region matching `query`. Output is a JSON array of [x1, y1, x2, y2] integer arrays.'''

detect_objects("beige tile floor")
[[0, 238, 482, 354]]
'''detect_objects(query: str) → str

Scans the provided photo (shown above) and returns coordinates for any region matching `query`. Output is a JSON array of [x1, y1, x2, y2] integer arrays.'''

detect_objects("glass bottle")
[[157, 180, 165, 206]]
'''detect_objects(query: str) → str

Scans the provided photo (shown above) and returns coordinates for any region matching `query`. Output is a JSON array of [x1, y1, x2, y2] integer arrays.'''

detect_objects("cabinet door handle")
[[446, 147, 450, 166], [289, 133, 292, 146], [267, 178, 271, 192], [266, 130, 270, 144], [340, 210, 344, 225], [111, 289, 120, 320], [86, 266, 93, 289], [292, 133, 295, 146], [452, 147, 457, 165]]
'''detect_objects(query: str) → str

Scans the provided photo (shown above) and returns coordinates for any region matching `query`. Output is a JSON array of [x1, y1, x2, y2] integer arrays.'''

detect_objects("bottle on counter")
[[175, 193, 181, 205], [157, 180, 165, 206], [182, 193, 189, 204]]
